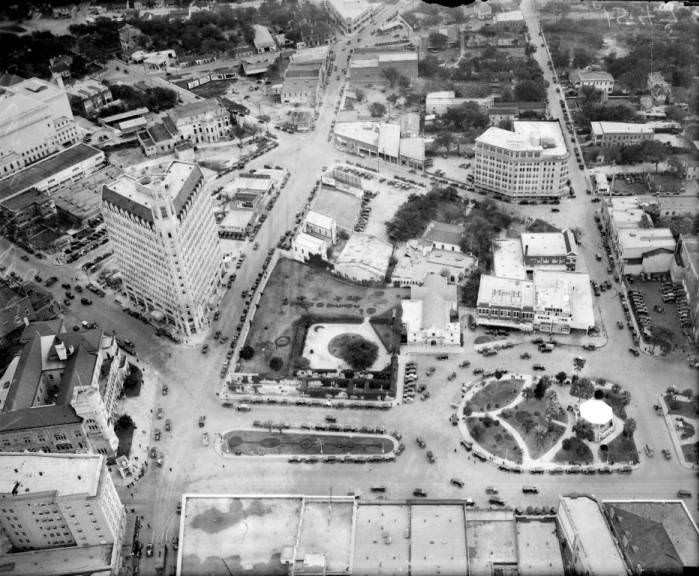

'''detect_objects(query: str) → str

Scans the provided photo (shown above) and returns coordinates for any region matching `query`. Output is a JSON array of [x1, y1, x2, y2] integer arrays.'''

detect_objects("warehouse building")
[[349, 49, 418, 86], [333, 121, 425, 169]]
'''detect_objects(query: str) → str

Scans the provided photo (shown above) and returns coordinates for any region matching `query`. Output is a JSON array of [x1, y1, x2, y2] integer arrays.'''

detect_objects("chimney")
[[525, 244, 529, 256], [51, 72, 64, 91]]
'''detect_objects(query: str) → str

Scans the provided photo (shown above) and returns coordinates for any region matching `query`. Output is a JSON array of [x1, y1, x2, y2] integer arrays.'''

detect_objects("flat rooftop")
[[617, 228, 675, 252], [0, 144, 104, 203], [559, 496, 627, 576], [591, 121, 654, 135], [0, 452, 103, 498], [493, 238, 526, 280], [516, 520, 564, 576], [353, 504, 410, 576], [533, 270, 594, 330], [521, 230, 575, 258], [4, 542, 114, 576], [411, 505, 467, 576], [326, 0, 373, 21], [477, 122, 567, 158], [178, 495, 355, 576], [465, 510, 518, 575], [477, 274, 535, 310]]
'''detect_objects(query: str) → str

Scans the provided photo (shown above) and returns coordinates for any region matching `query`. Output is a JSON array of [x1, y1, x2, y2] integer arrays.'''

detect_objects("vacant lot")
[[222, 429, 395, 456], [239, 259, 407, 376], [467, 377, 524, 412], [466, 416, 523, 464]]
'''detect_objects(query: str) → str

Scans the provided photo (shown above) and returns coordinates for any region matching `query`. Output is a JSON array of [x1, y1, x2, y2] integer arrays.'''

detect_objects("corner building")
[[474, 121, 569, 201], [102, 161, 223, 336]]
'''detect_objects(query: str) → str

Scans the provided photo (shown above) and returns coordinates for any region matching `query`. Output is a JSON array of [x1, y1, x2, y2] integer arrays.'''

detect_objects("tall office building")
[[474, 121, 569, 201], [0, 452, 125, 575], [102, 161, 223, 336]]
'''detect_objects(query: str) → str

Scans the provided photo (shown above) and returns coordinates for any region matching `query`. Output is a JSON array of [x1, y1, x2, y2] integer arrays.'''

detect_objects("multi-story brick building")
[[66, 80, 113, 118], [167, 99, 231, 145], [102, 161, 224, 336], [474, 121, 569, 201], [0, 319, 128, 457], [590, 122, 654, 147]]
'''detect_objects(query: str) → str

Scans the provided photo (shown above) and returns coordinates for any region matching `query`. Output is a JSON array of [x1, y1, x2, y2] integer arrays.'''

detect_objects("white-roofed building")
[[533, 270, 595, 333], [334, 121, 426, 169], [292, 231, 330, 263], [304, 210, 337, 243], [569, 68, 614, 98], [349, 49, 418, 86], [521, 229, 577, 272], [224, 173, 273, 208], [324, 0, 377, 33], [422, 221, 462, 252], [578, 399, 615, 441], [557, 496, 627, 576], [590, 122, 654, 147], [616, 228, 676, 276], [334, 233, 393, 282], [493, 9, 526, 31], [402, 275, 461, 347], [392, 239, 476, 286], [425, 91, 495, 116], [474, 121, 569, 200], [493, 238, 526, 280], [0, 452, 125, 575], [0, 76, 79, 178], [252, 24, 277, 53], [476, 275, 535, 331]]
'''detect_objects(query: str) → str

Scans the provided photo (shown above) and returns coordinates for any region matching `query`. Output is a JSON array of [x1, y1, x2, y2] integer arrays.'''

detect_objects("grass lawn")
[[681, 442, 699, 465], [664, 394, 699, 419], [601, 433, 639, 465], [466, 416, 523, 464], [239, 259, 407, 376], [221, 429, 394, 456], [467, 377, 524, 412], [501, 397, 567, 459], [553, 437, 593, 465]]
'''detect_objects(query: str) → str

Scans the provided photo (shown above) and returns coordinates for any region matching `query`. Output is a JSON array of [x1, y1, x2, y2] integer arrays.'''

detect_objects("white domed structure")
[[579, 398, 615, 442]]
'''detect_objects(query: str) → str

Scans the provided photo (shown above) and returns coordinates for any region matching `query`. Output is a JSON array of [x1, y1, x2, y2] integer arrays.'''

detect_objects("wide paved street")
[[0, 5, 696, 575]]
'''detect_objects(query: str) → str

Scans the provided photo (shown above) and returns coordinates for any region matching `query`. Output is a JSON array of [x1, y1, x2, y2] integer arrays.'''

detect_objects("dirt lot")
[[238, 259, 407, 376]]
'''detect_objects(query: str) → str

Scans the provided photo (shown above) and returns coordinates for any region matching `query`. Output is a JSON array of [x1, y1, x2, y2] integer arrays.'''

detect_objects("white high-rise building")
[[0, 452, 125, 575], [474, 121, 569, 201], [102, 161, 223, 336]]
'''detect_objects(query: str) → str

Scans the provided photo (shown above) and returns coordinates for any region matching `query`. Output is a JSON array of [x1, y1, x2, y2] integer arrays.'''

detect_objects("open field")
[[466, 416, 523, 464], [239, 259, 407, 376], [221, 429, 395, 456], [304, 322, 389, 370]]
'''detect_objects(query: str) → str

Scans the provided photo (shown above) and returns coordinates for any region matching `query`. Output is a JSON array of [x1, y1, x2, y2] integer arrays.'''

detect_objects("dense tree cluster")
[[340, 337, 379, 371], [459, 200, 512, 269], [385, 186, 459, 242], [106, 84, 178, 113]]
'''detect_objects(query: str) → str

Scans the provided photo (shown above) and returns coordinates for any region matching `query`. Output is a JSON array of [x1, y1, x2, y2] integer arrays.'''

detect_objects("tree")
[[386, 93, 399, 105], [269, 357, 283, 371], [572, 48, 593, 69], [534, 376, 550, 400], [579, 85, 603, 109], [240, 345, 255, 360], [570, 376, 594, 399], [398, 75, 411, 90], [555, 371, 567, 384], [383, 67, 400, 88], [369, 102, 386, 118], [418, 55, 442, 78], [341, 337, 378, 371], [428, 31, 448, 51], [623, 417, 636, 437], [354, 88, 365, 102], [497, 118, 514, 131], [561, 437, 572, 451], [461, 270, 481, 307], [514, 79, 546, 102], [573, 420, 594, 441]]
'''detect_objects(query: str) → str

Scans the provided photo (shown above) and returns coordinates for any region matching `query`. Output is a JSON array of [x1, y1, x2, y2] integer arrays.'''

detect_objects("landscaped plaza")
[[460, 372, 639, 470], [237, 258, 407, 377]]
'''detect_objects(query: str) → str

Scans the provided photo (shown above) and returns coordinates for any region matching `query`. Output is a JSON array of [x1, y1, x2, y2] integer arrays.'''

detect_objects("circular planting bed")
[[274, 336, 290, 347]]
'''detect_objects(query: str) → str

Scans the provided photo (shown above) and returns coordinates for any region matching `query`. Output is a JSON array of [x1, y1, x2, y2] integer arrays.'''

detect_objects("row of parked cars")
[[354, 190, 376, 233], [402, 361, 418, 403]]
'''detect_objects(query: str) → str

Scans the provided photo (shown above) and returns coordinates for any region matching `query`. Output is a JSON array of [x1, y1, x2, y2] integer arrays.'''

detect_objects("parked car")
[[413, 488, 427, 497], [450, 478, 464, 488], [522, 486, 539, 494], [370, 486, 386, 492], [485, 487, 499, 495], [416, 436, 426, 448], [198, 416, 206, 428], [162, 383, 168, 396], [165, 419, 172, 432]]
